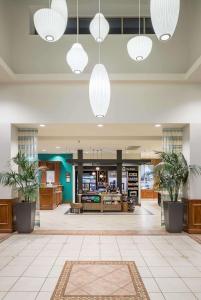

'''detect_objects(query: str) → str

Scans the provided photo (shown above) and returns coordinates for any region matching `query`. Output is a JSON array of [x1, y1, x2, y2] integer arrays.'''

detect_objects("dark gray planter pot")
[[163, 201, 184, 233], [13, 202, 36, 233]]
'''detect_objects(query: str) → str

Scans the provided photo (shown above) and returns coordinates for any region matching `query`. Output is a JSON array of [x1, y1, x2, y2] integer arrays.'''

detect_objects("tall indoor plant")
[[0, 152, 43, 233], [154, 152, 201, 233]]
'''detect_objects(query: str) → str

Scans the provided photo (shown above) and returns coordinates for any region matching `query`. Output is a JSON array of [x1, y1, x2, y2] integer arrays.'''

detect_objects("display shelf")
[[127, 167, 140, 203]]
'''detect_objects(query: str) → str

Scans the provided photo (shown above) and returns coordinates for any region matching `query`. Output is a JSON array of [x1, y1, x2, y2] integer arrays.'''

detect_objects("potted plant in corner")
[[154, 152, 201, 233], [0, 152, 43, 233]]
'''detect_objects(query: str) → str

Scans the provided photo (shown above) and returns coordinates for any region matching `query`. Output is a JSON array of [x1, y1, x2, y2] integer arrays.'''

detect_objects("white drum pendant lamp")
[[34, 0, 67, 42], [89, 63, 111, 118], [51, 0, 68, 25], [127, 0, 152, 61], [66, 0, 88, 74], [150, 0, 180, 41], [90, 0, 109, 43]]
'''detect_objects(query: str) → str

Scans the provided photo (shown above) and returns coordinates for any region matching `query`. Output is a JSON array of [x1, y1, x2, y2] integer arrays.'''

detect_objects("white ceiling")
[[16, 123, 185, 158], [1, 0, 201, 82]]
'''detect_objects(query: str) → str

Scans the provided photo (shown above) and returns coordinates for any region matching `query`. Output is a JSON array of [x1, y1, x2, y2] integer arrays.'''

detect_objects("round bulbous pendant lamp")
[[90, 13, 109, 43], [150, 0, 180, 41], [34, 0, 67, 43], [66, 0, 88, 74], [127, 35, 152, 62], [89, 63, 111, 118], [66, 43, 88, 74], [127, 0, 152, 62]]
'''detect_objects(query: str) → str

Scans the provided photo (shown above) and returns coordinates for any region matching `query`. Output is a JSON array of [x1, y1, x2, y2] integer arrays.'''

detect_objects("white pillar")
[[183, 124, 201, 199], [0, 123, 18, 199]]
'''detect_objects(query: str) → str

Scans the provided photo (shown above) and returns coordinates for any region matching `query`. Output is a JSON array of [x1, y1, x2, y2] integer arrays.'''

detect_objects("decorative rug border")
[[188, 234, 201, 245], [51, 261, 150, 300], [0, 234, 11, 244]]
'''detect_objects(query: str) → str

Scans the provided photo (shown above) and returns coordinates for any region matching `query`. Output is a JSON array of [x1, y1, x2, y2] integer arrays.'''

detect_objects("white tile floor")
[[0, 234, 201, 299], [39, 201, 164, 231]]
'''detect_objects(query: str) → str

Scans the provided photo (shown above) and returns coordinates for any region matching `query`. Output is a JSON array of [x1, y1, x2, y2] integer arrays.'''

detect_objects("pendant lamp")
[[150, 0, 180, 41], [89, 45, 111, 118], [34, 0, 67, 42], [66, 0, 88, 74], [51, 0, 68, 25], [90, 0, 109, 43], [127, 0, 152, 61]]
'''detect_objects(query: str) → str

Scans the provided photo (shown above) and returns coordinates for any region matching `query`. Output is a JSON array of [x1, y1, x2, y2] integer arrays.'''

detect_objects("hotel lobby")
[[0, 0, 201, 299]]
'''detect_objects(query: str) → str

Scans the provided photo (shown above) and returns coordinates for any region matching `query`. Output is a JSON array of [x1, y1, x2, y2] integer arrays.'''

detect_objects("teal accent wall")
[[38, 153, 73, 202]]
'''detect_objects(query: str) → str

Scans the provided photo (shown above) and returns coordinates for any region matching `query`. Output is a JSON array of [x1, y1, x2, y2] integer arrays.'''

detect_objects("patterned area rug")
[[51, 261, 150, 300], [0, 234, 11, 244], [189, 234, 201, 244]]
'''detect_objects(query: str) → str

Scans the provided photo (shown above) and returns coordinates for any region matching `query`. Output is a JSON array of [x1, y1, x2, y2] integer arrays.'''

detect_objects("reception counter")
[[40, 185, 62, 210]]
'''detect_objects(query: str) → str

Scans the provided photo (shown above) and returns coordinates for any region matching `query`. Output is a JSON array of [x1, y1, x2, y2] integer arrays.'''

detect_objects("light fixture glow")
[[97, 124, 104, 127], [155, 124, 161, 128], [90, 13, 109, 43], [150, 0, 180, 41], [127, 36, 153, 62], [39, 124, 46, 127], [92, 171, 96, 176], [66, 43, 88, 74], [42, 149, 47, 152], [34, 8, 66, 42], [96, 167, 100, 171], [89, 64, 111, 118], [56, 146, 61, 149]]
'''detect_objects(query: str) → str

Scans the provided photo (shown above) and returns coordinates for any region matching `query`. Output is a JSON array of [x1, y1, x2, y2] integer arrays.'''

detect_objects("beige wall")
[[0, 82, 201, 124]]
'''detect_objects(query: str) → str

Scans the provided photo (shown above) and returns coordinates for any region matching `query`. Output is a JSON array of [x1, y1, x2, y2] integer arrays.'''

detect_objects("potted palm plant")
[[154, 152, 201, 233], [0, 152, 43, 233]]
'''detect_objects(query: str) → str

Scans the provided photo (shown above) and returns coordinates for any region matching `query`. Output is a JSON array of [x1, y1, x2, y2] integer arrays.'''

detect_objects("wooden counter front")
[[141, 189, 158, 199], [0, 199, 17, 233], [40, 186, 62, 210]]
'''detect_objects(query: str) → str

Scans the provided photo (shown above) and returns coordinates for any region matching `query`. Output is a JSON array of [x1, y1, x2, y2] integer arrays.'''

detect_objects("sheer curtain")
[[163, 128, 183, 153], [18, 128, 40, 227]]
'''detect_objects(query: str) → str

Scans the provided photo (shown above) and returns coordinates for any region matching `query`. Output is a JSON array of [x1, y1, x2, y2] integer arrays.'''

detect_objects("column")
[[0, 123, 18, 199], [117, 150, 122, 193], [183, 124, 201, 233], [77, 150, 83, 197]]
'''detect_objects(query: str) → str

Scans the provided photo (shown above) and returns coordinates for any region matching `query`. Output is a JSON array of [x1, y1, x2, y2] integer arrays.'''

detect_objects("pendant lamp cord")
[[76, 0, 79, 43], [98, 43, 101, 64], [98, 0, 101, 64], [139, 0, 141, 35]]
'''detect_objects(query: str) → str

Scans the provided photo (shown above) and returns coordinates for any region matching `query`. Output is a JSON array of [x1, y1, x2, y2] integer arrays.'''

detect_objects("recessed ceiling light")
[[42, 149, 46, 152], [97, 124, 104, 127], [56, 146, 61, 149], [155, 124, 161, 128], [39, 124, 46, 127]]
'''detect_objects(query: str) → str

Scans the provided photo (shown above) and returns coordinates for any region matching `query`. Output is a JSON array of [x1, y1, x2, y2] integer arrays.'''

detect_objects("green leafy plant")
[[154, 152, 201, 202], [0, 152, 44, 203]]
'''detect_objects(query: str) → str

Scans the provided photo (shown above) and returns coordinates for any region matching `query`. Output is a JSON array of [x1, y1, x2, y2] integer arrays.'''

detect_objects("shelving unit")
[[127, 167, 140, 204], [101, 194, 122, 212], [81, 194, 122, 212], [81, 194, 101, 211]]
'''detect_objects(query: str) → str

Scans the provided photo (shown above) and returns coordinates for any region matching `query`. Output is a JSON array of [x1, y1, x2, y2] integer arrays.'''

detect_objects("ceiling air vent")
[[126, 146, 141, 151]]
